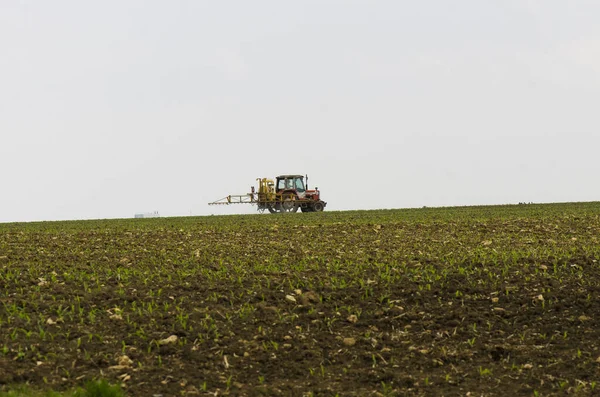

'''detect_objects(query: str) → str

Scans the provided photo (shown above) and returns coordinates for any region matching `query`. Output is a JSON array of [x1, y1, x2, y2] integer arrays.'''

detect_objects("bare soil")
[[1, 205, 600, 396]]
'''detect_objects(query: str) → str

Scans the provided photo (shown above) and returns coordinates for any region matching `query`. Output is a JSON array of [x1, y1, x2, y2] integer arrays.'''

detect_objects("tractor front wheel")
[[312, 201, 325, 212]]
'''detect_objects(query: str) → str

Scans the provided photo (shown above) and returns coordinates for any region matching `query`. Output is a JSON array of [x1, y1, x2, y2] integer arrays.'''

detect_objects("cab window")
[[295, 178, 305, 192]]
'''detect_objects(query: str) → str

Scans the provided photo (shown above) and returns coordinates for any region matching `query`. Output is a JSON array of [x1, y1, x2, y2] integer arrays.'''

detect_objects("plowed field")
[[1, 203, 600, 396]]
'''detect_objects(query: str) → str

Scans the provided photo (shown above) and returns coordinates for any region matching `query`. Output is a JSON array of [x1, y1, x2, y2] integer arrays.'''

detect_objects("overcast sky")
[[1, 1, 599, 222]]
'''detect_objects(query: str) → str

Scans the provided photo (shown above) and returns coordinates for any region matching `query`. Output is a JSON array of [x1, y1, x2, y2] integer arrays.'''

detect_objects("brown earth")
[[1, 204, 600, 396]]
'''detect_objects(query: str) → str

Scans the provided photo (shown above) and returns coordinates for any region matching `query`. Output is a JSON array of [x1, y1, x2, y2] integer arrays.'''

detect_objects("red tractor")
[[266, 175, 326, 213]]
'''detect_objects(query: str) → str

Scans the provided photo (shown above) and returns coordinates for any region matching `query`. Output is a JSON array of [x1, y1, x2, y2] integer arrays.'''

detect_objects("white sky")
[[2, 0, 600, 222]]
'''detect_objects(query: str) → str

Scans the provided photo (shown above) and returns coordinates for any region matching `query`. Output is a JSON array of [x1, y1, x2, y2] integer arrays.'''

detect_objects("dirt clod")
[[159, 335, 178, 345], [118, 355, 133, 367], [299, 291, 320, 305], [285, 295, 296, 303]]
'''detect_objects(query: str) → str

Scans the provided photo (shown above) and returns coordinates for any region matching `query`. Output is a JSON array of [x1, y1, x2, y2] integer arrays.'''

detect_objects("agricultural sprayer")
[[209, 175, 326, 213]]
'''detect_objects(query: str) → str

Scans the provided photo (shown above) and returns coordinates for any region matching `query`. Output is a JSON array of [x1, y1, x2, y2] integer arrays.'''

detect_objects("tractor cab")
[[276, 175, 306, 198]]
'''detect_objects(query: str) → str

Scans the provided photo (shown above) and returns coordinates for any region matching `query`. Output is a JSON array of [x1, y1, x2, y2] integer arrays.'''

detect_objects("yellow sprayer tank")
[[257, 178, 276, 201]]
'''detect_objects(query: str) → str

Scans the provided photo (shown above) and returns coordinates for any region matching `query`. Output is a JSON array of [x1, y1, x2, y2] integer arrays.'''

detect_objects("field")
[[1, 203, 600, 396]]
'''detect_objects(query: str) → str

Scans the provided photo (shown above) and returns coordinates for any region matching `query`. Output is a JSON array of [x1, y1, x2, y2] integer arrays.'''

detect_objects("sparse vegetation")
[[1, 202, 600, 395], [0, 380, 123, 397]]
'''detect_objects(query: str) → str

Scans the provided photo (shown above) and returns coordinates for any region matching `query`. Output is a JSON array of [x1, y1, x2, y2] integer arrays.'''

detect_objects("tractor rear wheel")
[[267, 204, 278, 214], [312, 201, 324, 212], [281, 194, 299, 213]]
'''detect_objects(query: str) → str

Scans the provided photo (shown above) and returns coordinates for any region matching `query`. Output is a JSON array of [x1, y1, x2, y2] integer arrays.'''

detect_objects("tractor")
[[209, 174, 326, 213]]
